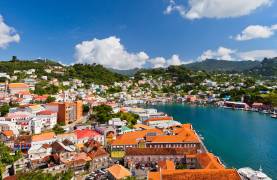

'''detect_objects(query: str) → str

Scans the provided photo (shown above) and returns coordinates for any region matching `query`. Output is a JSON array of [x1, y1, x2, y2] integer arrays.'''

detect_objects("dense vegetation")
[[16, 169, 73, 180], [184, 59, 260, 72], [248, 58, 277, 77], [0, 58, 61, 74], [0, 58, 128, 86], [135, 65, 209, 85], [66, 64, 127, 86], [0, 143, 21, 179], [90, 105, 138, 127], [91, 104, 113, 124], [52, 124, 65, 134]]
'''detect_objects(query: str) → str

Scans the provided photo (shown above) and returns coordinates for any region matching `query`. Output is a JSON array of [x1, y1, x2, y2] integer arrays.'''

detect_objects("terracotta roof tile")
[[125, 147, 197, 156], [196, 153, 224, 169], [8, 83, 29, 88], [111, 129, 162, 146], [2, 130, 14, 137], [107, 164, 131, 180], [148, 169, 241, 180], [144, 116, 173, 122], [32, 132, 55, 142]]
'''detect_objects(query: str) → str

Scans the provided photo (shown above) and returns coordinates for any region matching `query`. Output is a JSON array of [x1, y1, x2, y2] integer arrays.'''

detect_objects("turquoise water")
[[149, 103, 277, 178]]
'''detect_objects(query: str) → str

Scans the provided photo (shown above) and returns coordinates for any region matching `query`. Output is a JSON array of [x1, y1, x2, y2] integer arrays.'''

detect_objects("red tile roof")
[[144, 116, 173, 122], [37, 110, 56, 115], [74, 129, 100, 140], [148, 169, 241, 180]]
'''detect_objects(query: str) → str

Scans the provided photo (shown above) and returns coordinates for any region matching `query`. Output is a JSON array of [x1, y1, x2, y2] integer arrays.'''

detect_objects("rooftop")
[[148, 169, 241, 180], [32, 132, 55, 142], [107, 164, 131, 180], [74, 129, 101, 139], [8, 83, 29, 88], [125, 147, 197, 156]]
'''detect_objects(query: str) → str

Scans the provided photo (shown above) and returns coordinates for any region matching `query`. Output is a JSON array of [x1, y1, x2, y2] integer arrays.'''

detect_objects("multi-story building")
[[110, 124, 202, 159], [44, 101, 83, 124], [36, 110, 57, 129], [148, 156, 241, 180]]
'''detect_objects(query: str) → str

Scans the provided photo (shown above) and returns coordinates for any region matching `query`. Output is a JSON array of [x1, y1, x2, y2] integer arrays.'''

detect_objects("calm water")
[[149, 103, 277, 178]]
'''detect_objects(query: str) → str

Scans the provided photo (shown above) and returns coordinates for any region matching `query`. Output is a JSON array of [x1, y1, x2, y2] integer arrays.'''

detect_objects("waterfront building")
[[224, 101, 249, 109], [148, 167, 240, 180], [143, 116, 173, 126], [110, 124, 202, 158], [124, 147, 196, 167], [148, 154, 241, 180]]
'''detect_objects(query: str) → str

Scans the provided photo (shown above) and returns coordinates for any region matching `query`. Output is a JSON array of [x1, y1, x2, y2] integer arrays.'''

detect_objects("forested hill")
[[0, 58, 128, 85], [0, 59, 62, 73], [247, 58, 277, 77], [184, 59, 260, 72]]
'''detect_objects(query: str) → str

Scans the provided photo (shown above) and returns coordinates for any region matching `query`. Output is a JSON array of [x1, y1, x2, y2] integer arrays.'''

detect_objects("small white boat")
[[238, 167, 272, 180]]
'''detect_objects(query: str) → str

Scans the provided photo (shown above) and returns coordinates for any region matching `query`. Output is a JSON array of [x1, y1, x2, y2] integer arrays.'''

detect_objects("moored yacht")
[[238, 167, 272, 180]]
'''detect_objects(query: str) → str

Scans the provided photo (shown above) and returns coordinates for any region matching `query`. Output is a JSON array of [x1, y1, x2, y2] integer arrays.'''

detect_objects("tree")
[[83, 104, 90, 114], [16, 169, 73, 180], [46, 96, 56, 103], [114, 112, 139, 128], [52, 125, 65, 134], [0, 143, 21, 179], [0, 103, 10, 116], [92, 105, 113, 123]]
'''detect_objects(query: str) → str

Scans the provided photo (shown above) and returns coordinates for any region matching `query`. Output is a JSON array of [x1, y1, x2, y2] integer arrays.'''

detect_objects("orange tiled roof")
[[196, 153, 225, 169], [158, 160, 175, 170], [144, 116, 173, 122], [2, 130, 14, 137], [111, 124, 200, 145], [148, 169, 241, 180], [111, 129, 162, 146], [8, 83, 29, 88], [32, 132, 55, 142], [148, 124, 200, 143], [107, 164, 131, 180], [125, 147, 197, 156], [133, 124, 153, 130]]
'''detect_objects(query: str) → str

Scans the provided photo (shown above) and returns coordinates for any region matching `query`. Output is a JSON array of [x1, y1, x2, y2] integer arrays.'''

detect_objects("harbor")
[[147, 103, 277, 178]]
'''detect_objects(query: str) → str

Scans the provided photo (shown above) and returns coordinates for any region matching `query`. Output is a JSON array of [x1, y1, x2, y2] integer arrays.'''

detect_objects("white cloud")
[[150, 54, 187, 68], [164, 0, 271, 20], [0, 15, 20, 48], [199, 46, 277, 61], [234, 24, 277, 41], [150, 57, 167, 68], [75, 36, 190, 69], [199, 47, 236, 61], [75, 36, 149, 70], [238, 49, 277, 60]]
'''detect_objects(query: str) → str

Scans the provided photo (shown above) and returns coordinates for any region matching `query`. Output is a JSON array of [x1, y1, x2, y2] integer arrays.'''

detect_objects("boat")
[[238, 167, 272, 180], [271, 113, 277, 119]]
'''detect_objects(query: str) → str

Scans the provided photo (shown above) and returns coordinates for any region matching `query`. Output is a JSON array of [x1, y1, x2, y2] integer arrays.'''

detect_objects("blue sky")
[[0, 0, 277, 69]]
